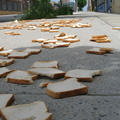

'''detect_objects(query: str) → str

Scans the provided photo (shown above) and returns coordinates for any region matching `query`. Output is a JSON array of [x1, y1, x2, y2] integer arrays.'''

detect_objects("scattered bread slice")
[[4, 31, 14, 34], [22, 48, 42, 54], [28, 26, 37, 30], [50, 26, 59, 29], [65, 69, 102, 82], [0, 58, 15, 66], [0, 67, 14, 78], [31, 61, 59, 68], [67, 35, 77, 38], [99, 48, 114, 52], [6, 70, 38, 84], [7, 50, 30, 59], [49, 30, 59, 32], [43, 40, 58, 44], [0, 47, 4, 51], [0, 49, 13, 56], [46, 78, 88, 98], [40, 81, 52, 88], [28, 67, 65, 78], [55, 42, 70, 47], [10, 32, 21, 35], [55, 36, 68, 40], [32, 38, 49, 43], [54, 32, 67, 38], [0, 94, 14, 109], [0, 101, 52, 120], [62, 38, 80, 43], [92, 35, 107, 38], [112, 27, 120, 30], [96, 39, 111, 43], [41, 43, 57, 49], [41, 28, 50, 32]]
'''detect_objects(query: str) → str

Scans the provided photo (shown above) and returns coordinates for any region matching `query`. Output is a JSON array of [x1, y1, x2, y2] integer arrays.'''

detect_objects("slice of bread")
[[0, 101, 52, 120], [28, 67, 65, 78], [40, 81, 52, 88], [65, 69, 102, 82], [67, 35, 77, 38], [0, 67, 14, 78], [96, 39, 111, 43], [55, 42, 70, 47], [6, 70, 38, 84], [55, 36, 68, 40], [0, 47, 4, 51], [90, 37, 108, 41], [62, 38, 80, 43], [32, 38, 49, 43], [46, 78, 88, 98], [54, 32, 67, 38], [30, 61, 59, 69], [22, 48, 42, 54], [41, 28, 50, 32], [0, 49, 13, 56], [50, 26, 59, 29], [4, 31, 14, 34], [41, 43, 57, 49], [10, 32, 21, 35], [43, 40, 58, 44], [0, 94, 14, 109], [112, 27, 120, 30], [86, 48, 107, 55], [92, 35, 107, 38], [49, 30, 59, 32], [7, 50, 30, 59], [0, 58, 15, 66], [99, 48, 114, 52]]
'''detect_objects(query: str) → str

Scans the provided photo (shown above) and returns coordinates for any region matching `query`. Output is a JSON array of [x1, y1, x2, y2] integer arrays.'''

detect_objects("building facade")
[[111, 0, 120, 13], [62, 0, 70, 3]]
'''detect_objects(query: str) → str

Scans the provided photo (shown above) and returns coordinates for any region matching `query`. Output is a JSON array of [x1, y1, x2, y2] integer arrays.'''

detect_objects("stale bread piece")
[[41, 43, 57, 49], [62, 38, 80, 43], [55, 42, 70, 47], [7, 50, 30, 59], [22, 48, 42, 54], [39, 81, 52, 88], [28, 67, 65, 79], [0, 101, 52, 120], [65, 69, 102, 82], [10, 32, 21, 35], [0, 58, 15, 66], [0, 94, 14, 109], [0, 47, 4, 51], [91, 35, 107, 38], [41, 28, 50, 32], [0, 49, 13, 56], [31, 61, 59, 69], [46, 78, 88, 98], [49, 30, 59, 33], [6, 70, 38, 84], [32, 38, 49, 43], [43, 40, 58, 44], [112, 27, 120, 30], [0, 67, 14, 78]]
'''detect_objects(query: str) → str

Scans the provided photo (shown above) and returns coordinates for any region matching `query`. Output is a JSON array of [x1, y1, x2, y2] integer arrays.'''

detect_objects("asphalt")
[[0, 11, 120, 120]]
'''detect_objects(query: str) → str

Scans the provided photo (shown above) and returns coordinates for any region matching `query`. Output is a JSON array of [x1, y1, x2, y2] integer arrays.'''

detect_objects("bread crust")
[[0, 59, 15, 66], [0, 70, 14, 78], [86, 50, 106, 55], [92, 35, 107, 38]]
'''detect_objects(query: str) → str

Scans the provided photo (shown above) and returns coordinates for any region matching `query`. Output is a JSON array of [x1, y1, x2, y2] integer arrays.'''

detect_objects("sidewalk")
[[0, 11, 120, 120]]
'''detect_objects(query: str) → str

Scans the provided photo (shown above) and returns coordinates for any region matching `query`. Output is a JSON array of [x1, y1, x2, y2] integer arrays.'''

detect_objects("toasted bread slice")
[[0, 67, 14, 78], [46, 78, 88, 98], [6, 70, 38, 84], [32, 38, 49, 43], [0, 94, 14, 109], [41, 43, 57, 49], [28, 67, 65, 78], [0, 58, 15, 66], [0, 49, 13, 56], [31, 61, 59, 69], [7, 50, 30, 59], [55, 42, 70, 47], [65, 69, 102, 82], [0, 101, 52, 120], [43, 40, 58, 44], [22, 48, 42, 54], [62, 38, 80, 43]]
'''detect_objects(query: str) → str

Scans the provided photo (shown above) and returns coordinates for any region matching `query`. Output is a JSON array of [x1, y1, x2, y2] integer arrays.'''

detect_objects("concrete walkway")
[[0, 12, 120, 120]]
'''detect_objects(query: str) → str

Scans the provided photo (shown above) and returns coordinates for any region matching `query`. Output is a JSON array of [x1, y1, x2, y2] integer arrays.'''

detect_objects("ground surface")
[[0, 12, 120, 120]]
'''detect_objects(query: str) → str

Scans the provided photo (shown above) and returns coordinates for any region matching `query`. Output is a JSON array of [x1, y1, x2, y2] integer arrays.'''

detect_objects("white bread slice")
[[0, 47, 4, 51], [0, 67, 14, 78], [86, 48, 107, 55], [62, 38, 80, 43], [41, 28, 50, 32], [31, 61, 59, 69], [32, 38, 49, 43], [67, 35, 77, 39], [90, 37, 108, 41], [0, 58, 15, 66], [4, 31, 14, 34], [28, 67, 65, 78], [0, 101, 52, 120], [22, 48, 42, 54], [96, 39, 111, 43], [41, 43, 57, 49], [92, 35, 107, 38], [112, 27, 120, 30], [49, 30, 59, 32], [46, 78, 88, 98], [99, 48, 114, 52], [43, 40, 58, 44], [0, 94, 14, 109], [6, 70, 38, 84], [54, 32, 67, 38], [40, 81, 52, 88], [28, 26, 37, 30], [55, 36, 68, 40], [65, 69, 102, 82], [10, 32, 21, 35], [0, 49, 13, 56], [50, 26, 59, 29], [55, 42, 70, 47], [7, 50, 30, 59]]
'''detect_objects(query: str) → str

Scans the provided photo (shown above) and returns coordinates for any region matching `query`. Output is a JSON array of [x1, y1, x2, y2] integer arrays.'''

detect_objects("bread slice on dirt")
[[86, 48, 107, 55], [46, 78, 88, 98], [0, 58, 15, 66], [96, 39, 111, 43], [92, 35, 107, 38], [31, 61, 59, 69], [43, 40, 58, 44], [0, 67, 14, 78], [22, 48, 42, 54], [10, 32, 21, 35], [40, 81, 52, 88], [28, 67, 65, 78], [0, 47, 4, 51], [41, 28, 50, 32], [32, 38, 49, 43], [0, 49, 13, 56], [65, 69, 102, 82], [0, 101, 52, 120], [55, 42, 70, 47], [55, 36, 68, 40], [6, 70, 38, 84], [90, 37, 108, 41], [62, 38, 80, 43], [7, 50, 30, 59], [0, 94, 14, 109], [99, 48, 114, 52], [41, 43, 57, 49]]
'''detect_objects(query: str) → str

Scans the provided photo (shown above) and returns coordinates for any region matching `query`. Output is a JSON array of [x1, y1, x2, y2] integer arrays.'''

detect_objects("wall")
[[111, 0, 120, 13]]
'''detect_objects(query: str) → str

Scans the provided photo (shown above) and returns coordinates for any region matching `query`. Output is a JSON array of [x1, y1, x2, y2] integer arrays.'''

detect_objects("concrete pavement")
[[0, 12, 120, 120]]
